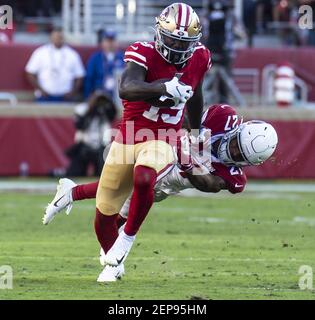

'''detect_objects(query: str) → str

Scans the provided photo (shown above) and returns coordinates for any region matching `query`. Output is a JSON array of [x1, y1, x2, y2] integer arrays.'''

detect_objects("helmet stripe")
[[180, 4, 187, 31], [184, 5, 191, 31], [177, 3, 183, 29]]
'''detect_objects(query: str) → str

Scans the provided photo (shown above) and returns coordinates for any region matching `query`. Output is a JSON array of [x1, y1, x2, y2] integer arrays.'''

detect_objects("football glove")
[[176, 130, 212, 175], [164, 76, 193, 104]]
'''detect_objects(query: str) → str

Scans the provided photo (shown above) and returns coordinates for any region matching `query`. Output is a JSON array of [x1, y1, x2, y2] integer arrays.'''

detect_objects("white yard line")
[[188, 216, 315, 226], [0, 180, 314, 195], [0, 255, 307, 263]]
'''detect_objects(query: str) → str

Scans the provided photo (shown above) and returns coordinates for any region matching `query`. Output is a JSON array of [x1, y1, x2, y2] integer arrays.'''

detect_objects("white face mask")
[[217, 127, 249, 167], [218, 121, 278, 167]]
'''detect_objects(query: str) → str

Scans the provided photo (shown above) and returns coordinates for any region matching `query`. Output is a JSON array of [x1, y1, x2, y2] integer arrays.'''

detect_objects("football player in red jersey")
[[44, 104, 278, 281], [89, 3, 211, 282]]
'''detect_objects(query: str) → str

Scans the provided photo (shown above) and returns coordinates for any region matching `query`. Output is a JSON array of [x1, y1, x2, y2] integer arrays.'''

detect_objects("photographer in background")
[[206, 0, 246, 104], [65, 91, 117, 177]]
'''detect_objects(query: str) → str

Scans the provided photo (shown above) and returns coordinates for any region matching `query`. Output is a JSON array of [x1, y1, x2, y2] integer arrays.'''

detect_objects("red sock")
[[116, 215, 127, 229], [72, 182, 99, 201], [94, 209, 118, 254], [124, 165, 157, 236]]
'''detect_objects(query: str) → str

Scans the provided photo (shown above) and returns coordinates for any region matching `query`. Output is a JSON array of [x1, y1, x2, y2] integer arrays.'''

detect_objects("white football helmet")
[[218, 121, 278, 167], [155, 3, 202, 64]]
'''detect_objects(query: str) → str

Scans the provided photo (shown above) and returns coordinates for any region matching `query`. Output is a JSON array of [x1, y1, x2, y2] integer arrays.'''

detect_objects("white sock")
[[121, 230, 136, 242]]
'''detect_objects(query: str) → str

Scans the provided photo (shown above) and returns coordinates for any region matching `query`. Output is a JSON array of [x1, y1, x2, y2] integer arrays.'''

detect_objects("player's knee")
[[96, 196, 117, 215], [134, 165, 157, 190]]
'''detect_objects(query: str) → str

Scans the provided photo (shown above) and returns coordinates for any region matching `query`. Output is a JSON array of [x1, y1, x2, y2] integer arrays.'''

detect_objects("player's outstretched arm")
[[186, 172, 227, 193], [119, 62, 166, 101], [185, 80, 204, 131]]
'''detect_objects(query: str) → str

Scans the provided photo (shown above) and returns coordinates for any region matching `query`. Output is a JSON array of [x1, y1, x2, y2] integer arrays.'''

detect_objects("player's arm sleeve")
[[119, 45, 166, 101], [124, 43, 148, 70], [185, 172, 228, 193], [212, 170, 247, 194]]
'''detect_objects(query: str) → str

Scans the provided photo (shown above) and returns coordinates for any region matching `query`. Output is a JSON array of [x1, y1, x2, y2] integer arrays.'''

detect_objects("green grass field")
[[0, 181, 315, 300]]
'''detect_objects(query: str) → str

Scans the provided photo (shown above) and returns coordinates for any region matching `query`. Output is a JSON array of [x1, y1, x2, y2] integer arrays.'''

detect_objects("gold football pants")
[[96, 140, 176, 215]]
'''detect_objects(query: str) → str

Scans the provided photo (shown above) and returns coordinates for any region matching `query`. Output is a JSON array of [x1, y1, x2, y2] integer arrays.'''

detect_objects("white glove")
[[164, 77, 193, 104], [189, 128, 212, 172]]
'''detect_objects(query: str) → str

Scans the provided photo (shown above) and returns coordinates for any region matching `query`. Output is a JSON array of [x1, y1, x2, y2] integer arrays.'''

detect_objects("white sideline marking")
[[293, 216, 315, 226], [0, 255, 306, 263], [1, 181, 315, 195], [188, 216, 315, 226], [189, 217, 226, 223]]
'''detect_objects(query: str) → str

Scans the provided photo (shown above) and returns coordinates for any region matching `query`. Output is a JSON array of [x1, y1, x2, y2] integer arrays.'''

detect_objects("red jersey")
[[201, 104, 247, 194], [116, 41, 211, 144]]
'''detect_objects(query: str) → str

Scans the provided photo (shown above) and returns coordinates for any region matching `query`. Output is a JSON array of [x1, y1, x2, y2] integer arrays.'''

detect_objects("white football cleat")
[[97, 264, 125, 283], [104, 231, 135, 266], [43, 178, 77, 225], [99, 223, 126, 266]]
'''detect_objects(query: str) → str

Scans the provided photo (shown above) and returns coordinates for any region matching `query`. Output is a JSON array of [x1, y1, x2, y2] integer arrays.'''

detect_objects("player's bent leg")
[[72, 181, 99, 201], [124, 140, 176, 235], [95, 142, 134, 255], [104, 140, 176, 266], [98, 207, 129, 267], [104, 165, 157, 266], [124, 166, 157, 236], [43, 178, 77, 225]]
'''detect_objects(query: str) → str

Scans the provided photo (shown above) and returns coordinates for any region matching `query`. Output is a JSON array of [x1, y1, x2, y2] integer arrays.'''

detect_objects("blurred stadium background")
[[1, 0, 315, 179], [1, 0, 315, 299]]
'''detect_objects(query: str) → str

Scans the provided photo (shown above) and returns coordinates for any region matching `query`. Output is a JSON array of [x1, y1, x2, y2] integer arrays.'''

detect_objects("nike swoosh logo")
[[235, 184, 243, 188], [116, 254, 126, 265], [53, 195, 69, 207], [131, 45, 138, 50]]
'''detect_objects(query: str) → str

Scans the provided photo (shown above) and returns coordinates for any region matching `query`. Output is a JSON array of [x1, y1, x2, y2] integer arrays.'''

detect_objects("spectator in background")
[[206, 0, 247, 103], [65, 90, 117, 177], [84, 30, 124, 100], [243, 0, 258, 47], [25, 27, 85, 102], [272, 0, 301, 45], [256, 0, 274, 34]]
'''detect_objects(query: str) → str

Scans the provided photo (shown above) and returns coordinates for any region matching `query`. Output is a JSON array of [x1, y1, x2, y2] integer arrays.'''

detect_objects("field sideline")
[[0, 179, 315, 300]]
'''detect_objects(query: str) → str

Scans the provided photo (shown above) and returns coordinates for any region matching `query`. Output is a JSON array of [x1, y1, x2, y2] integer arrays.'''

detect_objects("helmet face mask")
[[218, 128, 249, 167], [218, 121, 278, 167], [155, 3, 202, 65]]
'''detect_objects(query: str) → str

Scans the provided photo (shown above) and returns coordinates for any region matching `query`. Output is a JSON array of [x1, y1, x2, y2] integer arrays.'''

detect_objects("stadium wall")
[[0, 44, 315, 100], [0, 105, 314, 179]]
